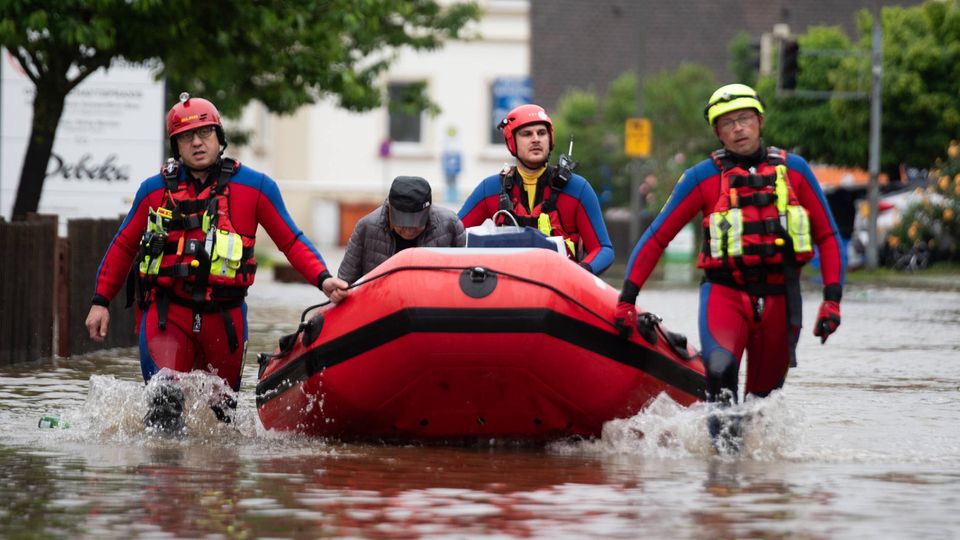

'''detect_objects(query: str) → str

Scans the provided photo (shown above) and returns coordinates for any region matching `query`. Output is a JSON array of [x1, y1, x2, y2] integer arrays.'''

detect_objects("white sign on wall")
[[0, 49, 165, 223]]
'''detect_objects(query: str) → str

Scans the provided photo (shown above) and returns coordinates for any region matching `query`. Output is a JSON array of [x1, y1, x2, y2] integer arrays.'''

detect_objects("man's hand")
[[321, 277, 350, 304], [85, 305, 110, 342], [614, 301, 637, 338], [813, 300, 841, 344]]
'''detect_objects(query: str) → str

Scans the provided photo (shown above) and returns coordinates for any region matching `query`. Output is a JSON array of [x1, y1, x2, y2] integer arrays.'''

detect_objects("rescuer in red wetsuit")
[[458, 104, 614, 275], [614, 84, 844, 452], [85, 93, 348, 431]]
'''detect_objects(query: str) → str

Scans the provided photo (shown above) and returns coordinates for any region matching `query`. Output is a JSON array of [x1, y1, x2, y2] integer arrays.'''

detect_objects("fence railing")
[[0, 215, 137, 366], [66, 218, 138, 357]]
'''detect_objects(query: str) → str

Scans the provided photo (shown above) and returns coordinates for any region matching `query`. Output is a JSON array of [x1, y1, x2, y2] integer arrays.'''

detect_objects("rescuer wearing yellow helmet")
[[615, 83, 845, 454]]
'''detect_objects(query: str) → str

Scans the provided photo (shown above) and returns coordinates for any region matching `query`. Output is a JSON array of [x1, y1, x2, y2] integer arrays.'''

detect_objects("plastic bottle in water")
[[38, 415, 71, 429]]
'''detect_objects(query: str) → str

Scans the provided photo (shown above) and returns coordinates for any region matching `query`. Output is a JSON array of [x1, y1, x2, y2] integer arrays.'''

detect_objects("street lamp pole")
[[866, 16, 883, 270]]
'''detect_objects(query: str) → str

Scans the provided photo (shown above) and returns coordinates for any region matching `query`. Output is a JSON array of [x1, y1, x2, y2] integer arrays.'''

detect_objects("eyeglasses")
[[175, 125, 216, 143], [715, 112, 758, 131]]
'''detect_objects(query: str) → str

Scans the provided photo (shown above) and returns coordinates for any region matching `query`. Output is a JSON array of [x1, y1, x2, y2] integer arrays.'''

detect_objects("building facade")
[[231, 0, 531, 252]]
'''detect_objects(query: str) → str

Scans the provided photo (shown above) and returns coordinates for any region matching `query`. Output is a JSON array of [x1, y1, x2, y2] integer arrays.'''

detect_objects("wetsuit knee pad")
[[704, 349, 739, 403]]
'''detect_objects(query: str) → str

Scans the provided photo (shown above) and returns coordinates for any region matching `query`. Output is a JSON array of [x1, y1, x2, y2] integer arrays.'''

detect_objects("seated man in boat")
[[338, 175, 465, 284], [458, 104, 614, 275], [614, 84, 845, 453], [85, 93, 349, 433]]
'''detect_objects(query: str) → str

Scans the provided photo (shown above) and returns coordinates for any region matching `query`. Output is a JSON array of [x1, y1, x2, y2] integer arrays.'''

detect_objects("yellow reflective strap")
[[709, 209, 744, 258], [775, 165, 789, 213], [537, 213, 552, 236], [727, 209, 743, 256], [145, 207, 160, 233], [709, 214, 724, 257], [787, 205, 813, 253], [139, 253, 163, 276], [149, 256, 162, 275]]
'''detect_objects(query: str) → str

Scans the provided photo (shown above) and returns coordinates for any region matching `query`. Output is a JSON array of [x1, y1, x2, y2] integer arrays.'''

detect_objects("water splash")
[[36, 371, 254, 444], [552, 391, 804, 461]]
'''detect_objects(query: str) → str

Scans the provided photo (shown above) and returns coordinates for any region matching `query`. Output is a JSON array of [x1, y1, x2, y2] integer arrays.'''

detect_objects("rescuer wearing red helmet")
[[458, 104, 614, 274], [614, 83, 845, 453], [85, 92, 349, 433], [165, 94, 227, 161]]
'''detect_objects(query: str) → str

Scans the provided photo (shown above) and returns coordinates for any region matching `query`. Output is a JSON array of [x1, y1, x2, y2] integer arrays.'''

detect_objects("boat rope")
[[298, 264, 617, 332]]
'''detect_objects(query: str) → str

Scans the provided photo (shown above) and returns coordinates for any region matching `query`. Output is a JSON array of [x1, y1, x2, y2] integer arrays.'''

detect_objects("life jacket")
[[135, 158, 256, 305], [496, 165, 578, 258], [698, 147, 814, 285]]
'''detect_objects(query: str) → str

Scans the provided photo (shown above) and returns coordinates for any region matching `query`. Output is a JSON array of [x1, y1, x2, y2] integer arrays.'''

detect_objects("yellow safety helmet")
[[703, 83, 765, 126]]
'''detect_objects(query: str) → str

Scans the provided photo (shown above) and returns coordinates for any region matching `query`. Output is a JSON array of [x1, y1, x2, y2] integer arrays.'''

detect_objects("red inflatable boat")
[[255, 247, 705, 442]]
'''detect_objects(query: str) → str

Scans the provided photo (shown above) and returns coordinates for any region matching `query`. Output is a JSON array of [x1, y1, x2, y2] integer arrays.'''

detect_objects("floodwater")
[[1, 276, 959, 539]]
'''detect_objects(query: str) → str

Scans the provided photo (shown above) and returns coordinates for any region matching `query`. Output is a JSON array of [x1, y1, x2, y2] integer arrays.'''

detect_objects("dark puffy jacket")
[[337, 203, 465, 284]]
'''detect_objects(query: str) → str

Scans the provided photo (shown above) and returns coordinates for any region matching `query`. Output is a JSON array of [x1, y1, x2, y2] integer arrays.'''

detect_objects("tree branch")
[[67, 51, 113, 93], [9, 48, 41, 85]]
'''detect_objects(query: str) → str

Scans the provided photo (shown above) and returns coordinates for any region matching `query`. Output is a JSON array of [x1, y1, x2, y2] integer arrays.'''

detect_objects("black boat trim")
[[255, 307, 705, 407]]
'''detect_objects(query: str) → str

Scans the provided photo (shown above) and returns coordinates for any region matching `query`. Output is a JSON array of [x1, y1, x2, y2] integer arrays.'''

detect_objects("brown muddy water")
[[1, 277, 958, 539]]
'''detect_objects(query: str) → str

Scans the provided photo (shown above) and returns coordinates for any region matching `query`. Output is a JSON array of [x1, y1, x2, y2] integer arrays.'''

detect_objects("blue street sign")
[[442, 150, 462, 178], [492, 77, 533, 128]]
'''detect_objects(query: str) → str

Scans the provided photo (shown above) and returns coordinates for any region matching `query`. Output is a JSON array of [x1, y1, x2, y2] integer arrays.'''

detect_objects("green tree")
[[642, 62, 718, 206], [550, 66, 720, 208], [758, 0, 960, 174], [728, 30, 758, 87], [758, 26, 864, 164], [551, 72, 638, 205], [0, 0, 479, 220], [862, 2, 960, 171]]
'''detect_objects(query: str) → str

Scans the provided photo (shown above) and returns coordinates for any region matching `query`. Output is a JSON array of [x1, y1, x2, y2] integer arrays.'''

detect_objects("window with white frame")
[[388, 82, 423, 144]]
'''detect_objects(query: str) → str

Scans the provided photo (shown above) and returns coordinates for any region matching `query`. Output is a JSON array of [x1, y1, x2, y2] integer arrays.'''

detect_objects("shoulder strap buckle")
[[220, 157, 239, 176], [765, 146, 786, 165], [711, 148, 736, 171], [161, 158, 180, 191], [499, 165, 515, 191]]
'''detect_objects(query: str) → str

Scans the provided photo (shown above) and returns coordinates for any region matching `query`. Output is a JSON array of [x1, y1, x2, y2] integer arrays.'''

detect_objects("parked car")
[[849, 187, 945, 269]]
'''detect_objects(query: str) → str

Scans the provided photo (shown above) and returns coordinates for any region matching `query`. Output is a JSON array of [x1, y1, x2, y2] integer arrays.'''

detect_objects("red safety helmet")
[[499, 104, 554, 156], [166, 92, 225, 157]]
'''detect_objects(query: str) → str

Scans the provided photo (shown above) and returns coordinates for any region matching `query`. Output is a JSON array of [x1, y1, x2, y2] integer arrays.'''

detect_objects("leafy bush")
[[886, 141, 960, 264]]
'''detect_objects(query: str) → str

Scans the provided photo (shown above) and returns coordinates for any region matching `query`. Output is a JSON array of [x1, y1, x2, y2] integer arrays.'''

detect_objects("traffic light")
[[748, 40, 762, 73], [780, 39, 799, 90]]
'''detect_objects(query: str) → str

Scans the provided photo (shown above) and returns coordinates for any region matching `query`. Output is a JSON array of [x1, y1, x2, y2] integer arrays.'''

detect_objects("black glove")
[[636, 311, 661, 345]]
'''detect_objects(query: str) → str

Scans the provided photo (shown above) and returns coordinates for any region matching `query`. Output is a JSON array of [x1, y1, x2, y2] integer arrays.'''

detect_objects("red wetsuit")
[[92, 160, 332, 390], [622, 148, 844, 401], [458, 167, 614, 275]]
